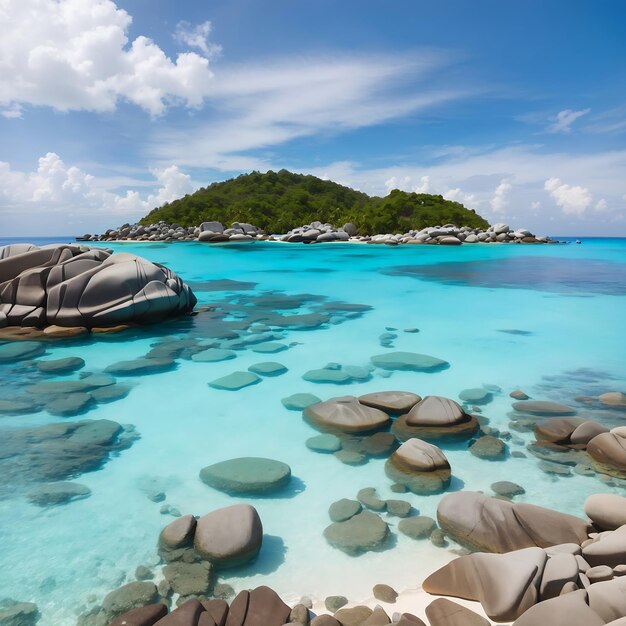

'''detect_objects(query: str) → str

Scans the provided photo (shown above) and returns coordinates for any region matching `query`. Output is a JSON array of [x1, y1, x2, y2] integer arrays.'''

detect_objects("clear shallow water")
[[0, 237, 625, 624]]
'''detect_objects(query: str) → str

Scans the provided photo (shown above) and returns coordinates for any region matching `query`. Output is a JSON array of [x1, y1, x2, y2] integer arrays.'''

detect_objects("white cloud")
[[544, 177, 592, 215], [174, 21, 221, 59], [490, 179, 511, 213], [414, 175, 430, 193], [384, 174, 430, 194], [547, 108, 591, 133], [150, 52, 470, 168], [0, 0, 217, 117], [443, 188, 478, 209], [595, 198, 608, 212], [0, 153, 196, 220]]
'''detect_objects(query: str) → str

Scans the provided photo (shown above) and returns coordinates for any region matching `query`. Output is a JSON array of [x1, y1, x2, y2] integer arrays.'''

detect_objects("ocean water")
[[0, 237, 625, 624]]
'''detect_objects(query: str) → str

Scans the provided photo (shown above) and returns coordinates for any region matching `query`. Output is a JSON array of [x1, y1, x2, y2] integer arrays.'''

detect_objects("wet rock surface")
[[199, 457, 291, 494]]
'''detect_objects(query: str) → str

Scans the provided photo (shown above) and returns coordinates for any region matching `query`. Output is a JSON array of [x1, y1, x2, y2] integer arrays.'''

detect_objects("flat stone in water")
[[248, 361, 287, 376], [302, 368, 354, 384], [492, 481, 525, 497], [329, 498, 362, 522], [370, 351, 449, 372], [459, 388, 493, 405], [46, 392, 94, 417], [512, 400, 577, 416], [282, 393, 321, 410], [0, 398, 41, 415], [27, 481, 91, 506], [199, 457, 291, 493], [208, 371, 261, 390], [386, 499, 412, 517], [398, 516, 437, 539], [36, 356, 85, 374], [0, 341, 45, 363], [251, 342, 288, 353], [104, 358, 176, 376], [89, 384, 131, 403], [191, 348, 237, 362], [323, 510, 389, 555], [306, 434, 342, 453], [469, 436, 507, 460]]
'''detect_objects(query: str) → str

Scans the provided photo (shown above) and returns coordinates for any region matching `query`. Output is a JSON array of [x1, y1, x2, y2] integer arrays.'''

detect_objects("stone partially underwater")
[[0, 243, 196, 330]]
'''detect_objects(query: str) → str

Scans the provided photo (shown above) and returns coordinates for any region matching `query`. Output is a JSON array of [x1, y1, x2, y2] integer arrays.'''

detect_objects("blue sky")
[[1, 0, 625, 236]]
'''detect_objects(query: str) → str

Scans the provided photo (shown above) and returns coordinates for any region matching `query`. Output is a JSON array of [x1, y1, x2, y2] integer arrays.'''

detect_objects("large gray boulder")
[[194, 504, 263, 566], [0, 244, 196, 328]]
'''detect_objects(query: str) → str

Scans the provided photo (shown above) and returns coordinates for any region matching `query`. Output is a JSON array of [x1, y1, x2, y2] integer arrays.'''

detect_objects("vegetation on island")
[[140, 169, 490, 233]]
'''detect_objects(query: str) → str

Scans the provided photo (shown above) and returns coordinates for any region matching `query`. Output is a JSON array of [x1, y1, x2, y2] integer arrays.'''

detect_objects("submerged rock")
[[0, 341, 45, 363], [587, 428, 626, 477], [512, 400, 577, 416], [282, 393, 321, 411], [208, 371, 261, 391], [191, 348, 237, 362], [102, 582, 159, 619], [398, 516, 437, 540], [104, 358, 175, 376], [248, 361, 287, 376], [458, 388, 492, 405], [328, 498, 362, 522], [27, 481, 91, 506], [370, 351, 449, 372], [323, 511, 389, 555], [36, 356, 85, 374], [0, 601, 40, 626], [358, 391, 421, 414], [199, 457, 291, 494], [306, 434, 342, 453], [469, 436, 507, 460]]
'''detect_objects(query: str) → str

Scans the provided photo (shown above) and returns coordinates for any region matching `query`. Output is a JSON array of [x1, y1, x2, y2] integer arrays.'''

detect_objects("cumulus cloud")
[[490, 179, 511, 213], [174, 21, 222, 58], [544, 177, 592, 215], [0, 0, 217, 117], [547, 108, 591, 133], [0, 153, 195, 218], [384, 174, 431, 195], [443, 188, 478, 209], [595, 198, 608, 212]]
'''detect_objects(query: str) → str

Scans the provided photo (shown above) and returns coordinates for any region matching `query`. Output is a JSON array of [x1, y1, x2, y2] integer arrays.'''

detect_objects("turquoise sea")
[[1, 237, 625, 624]]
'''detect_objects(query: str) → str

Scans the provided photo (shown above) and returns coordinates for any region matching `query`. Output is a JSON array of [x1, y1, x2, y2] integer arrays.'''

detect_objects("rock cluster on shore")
[[0, 243, 196, 330], [77, 220, 557, 246]]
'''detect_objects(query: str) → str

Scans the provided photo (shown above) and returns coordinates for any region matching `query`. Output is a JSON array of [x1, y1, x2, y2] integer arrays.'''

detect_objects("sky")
[[1, 0, 625, 236]]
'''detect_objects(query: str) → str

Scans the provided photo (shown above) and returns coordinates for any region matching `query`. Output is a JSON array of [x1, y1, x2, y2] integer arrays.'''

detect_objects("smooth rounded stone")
[[102, 582, 159, 618], [358, 391, 421, 415], [108, 604, 168, 626], [614, 564, 626, 577], [208, 371, 261, 391], [89, 384, 131, 403], [545, 543, 582, 557], [0, 341, 45, 362], [373, 584, 397, 603], [390, 483, 407, 493], [357, 487, 387, 511], [469, 436, 506, 460], [194, 503, 262, 566], [36, 356, 85, 374], [163, 561, 212, 596], [191, 348, 237, 362], [159, 514, 197, 549], [282, 393, 321, 411], [306, 434, 342, 453], [436, 491, 589, 553], [458, 388, 492, 405], [46, 392, 94, 417], [251, 342, 288, 354], [425, 598, 490, 626], [329, 499, 362, 522], [242, 586, 291, 626], [512, 400, 577, 416], [325, 596, 348, 613], [570, 421, 609, 446], [200, 598, 229, 625], [370, 351, 449, 372], [248, 361, 287, 376], [385, 500, 411, 517], [160, 599, 205, 625], [398, 516, 437, 540], [27, 481, 91, 506], [199, 457, 290, 494], [588, 565, 614, 583], [599, 392, 626, 407], [539, 553, 579, 600], [334, 449, 366, 466], [385, 439, 451, 495], [392, 413, 478, 443], [585, 494, 626, 530], [512, 589, 605, 626], [311, 616, 341, 626], [491, 481, 525, 497], [334, 606, 373, 626], [324, 511, 389, 555], [135, 566, 153, 581], [422, 547, 547, 622], [362, 606, 391, 625], [304, 397, 391, 434], [404, 396, 466, 426], [289, 603, 310, 625], [362, 432, 396, 457], [510, 390, 530, 400], [105, 358, 176, 376], [583, 525, 626, 567], [588, 576, 626, 622], [534, 417, 588, 444], [588, 430, 626, 477]]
